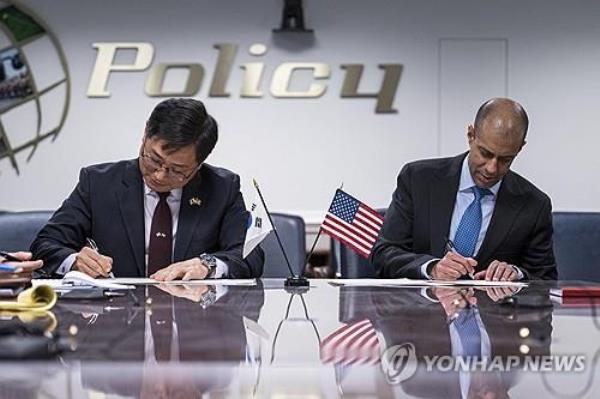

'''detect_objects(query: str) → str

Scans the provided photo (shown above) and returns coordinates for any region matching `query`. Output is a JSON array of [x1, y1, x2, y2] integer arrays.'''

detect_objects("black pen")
[[444, 237, 475, 280], [0, 251, 21, 262], [86, 238, 115, 278]]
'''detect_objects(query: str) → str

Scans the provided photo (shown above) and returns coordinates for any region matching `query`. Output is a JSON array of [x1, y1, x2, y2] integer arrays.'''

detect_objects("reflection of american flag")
[[320, 319, 380, 365], [321, 190, 384, 258]]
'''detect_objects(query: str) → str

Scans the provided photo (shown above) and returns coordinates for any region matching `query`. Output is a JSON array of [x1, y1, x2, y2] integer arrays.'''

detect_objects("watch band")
[[198, 253, 217, 278]]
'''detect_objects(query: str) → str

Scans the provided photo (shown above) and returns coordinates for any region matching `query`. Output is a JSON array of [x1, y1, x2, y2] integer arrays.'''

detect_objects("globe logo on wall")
[[0, 1, 70, 175]]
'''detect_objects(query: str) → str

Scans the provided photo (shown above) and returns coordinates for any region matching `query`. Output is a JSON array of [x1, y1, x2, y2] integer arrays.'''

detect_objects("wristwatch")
[[199, 286, 217, 309], [198, 253, 217, 278]]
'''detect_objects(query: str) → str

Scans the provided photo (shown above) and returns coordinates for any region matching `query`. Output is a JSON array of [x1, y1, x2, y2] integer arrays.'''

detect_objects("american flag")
[[320, 318, 380, 365], [321, 190, 384, 258]]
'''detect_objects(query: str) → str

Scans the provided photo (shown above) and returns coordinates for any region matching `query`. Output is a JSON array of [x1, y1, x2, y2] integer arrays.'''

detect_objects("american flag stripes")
[[320, 318, 380, 365], [321, 189, 384, 258]]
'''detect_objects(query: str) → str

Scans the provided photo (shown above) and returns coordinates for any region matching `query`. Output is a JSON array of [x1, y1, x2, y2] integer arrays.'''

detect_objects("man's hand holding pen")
[[430, 237, 519, 281], [72, 238, 114, 278], [0, 251, 43, 271], [429, 238, 477, 280], [430, 251, 477, 280]]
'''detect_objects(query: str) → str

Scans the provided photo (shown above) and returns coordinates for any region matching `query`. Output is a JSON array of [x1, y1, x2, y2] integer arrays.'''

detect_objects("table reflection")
[[333, 285, 554, 399], [54, 282, 265, 397]]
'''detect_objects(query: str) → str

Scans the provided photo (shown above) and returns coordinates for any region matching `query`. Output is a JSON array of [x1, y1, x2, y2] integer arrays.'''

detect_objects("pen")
[[0, 251, 21, 262], [444, 237, 475, 280], [0, 264, 23, 273], [86, 238, 115, 278]]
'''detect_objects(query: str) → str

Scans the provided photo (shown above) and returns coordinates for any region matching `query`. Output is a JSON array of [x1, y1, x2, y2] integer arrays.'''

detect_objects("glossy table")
[[2, 279, 600, 398]]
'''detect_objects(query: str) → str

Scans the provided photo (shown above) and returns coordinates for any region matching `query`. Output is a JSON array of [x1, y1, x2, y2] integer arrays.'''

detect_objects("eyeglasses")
[[140, 148, 200, 182]]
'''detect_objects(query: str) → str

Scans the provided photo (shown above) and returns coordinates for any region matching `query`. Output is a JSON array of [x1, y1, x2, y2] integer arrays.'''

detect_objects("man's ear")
[[467, 125, 476, 143]]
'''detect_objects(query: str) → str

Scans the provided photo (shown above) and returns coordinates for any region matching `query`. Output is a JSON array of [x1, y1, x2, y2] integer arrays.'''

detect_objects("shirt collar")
[[459, 155, 502, 197], [143, 182, 183, 201]]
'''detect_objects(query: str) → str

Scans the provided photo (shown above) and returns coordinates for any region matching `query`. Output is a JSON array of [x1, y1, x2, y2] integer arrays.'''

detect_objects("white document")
[[328, 278, 527, 288], [33, 276, 256, 288], [104, 278, 257, 286], [33, 270, 135, 290], [327, 278, 433, 287]]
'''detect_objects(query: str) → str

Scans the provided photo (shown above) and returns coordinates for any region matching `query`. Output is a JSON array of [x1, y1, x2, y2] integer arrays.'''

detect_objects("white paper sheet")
[[110, 278, 256, 286], [33, 277, 257, 287], [327, 278, 527, 288]]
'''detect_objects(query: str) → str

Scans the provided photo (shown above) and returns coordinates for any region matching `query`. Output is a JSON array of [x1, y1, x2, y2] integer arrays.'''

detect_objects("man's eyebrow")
[[150, 149, 188, 169]]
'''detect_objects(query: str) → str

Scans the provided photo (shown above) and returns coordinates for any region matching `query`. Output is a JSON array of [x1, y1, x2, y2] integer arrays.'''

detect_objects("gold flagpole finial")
[[253, 178, 259, 189]]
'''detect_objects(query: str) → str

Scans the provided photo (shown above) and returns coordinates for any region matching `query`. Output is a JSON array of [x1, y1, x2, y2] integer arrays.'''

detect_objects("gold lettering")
[[240, 43, 267, 98], [87, 42, 154, 97], [145, 63, 204, 97], [270, 62, 330, 98], [340, 64, 403, 113], [209, 43, 237, 97]]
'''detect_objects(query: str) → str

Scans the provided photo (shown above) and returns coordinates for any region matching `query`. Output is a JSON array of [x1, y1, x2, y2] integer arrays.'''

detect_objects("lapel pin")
[[189, 197, 202, 207]]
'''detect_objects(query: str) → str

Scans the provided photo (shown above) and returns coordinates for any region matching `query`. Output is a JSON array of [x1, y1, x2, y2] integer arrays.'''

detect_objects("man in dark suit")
[[32, 98, 263, 279], [371, 98, 556, 280]]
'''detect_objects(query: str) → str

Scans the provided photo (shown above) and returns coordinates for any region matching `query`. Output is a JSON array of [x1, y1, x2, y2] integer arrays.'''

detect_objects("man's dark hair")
[[474, 98, 529, 142], [145, 98, 218, 164]]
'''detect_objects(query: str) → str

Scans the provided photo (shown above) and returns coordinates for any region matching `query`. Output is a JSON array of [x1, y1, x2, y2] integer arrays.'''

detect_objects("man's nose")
[[153, 167, 169, 180], [485, 158, 498, 175]]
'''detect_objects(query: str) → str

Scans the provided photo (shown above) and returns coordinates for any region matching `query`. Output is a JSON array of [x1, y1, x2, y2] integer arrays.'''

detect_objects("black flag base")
[[285, 276, 310, 288]]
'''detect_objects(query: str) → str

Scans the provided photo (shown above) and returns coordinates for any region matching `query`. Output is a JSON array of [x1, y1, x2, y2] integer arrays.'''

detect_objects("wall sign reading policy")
[[86, 43, 403, 114]]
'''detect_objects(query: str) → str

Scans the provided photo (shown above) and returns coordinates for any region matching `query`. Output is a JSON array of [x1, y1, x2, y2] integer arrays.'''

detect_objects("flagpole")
[[304, 227, 322, 267], [253, 180, 309, 287], [303, 184, 342, 273]]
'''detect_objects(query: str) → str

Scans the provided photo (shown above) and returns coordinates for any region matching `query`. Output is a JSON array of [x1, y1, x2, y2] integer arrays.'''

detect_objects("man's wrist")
[[198, 253, 217, 278], [426, 260, 439, 279]]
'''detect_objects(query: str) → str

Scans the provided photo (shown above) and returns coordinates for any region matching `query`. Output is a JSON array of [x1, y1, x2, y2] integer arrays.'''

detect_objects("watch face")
[[200, 254, 216, 272]]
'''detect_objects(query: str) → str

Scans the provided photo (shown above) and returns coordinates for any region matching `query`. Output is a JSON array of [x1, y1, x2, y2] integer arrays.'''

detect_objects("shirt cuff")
[[510, 264, 525, 280], [56, 253, 77, 276], [420, 258, 439, 279], [212, 257, 229, 279]]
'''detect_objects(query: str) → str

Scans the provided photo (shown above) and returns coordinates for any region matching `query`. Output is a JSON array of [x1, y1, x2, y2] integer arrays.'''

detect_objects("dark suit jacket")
[[371, 153, 557, 280], [31, 159, 263, 278]]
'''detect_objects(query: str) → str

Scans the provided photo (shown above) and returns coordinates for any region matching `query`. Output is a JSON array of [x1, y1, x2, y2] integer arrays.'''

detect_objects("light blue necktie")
[[453, 186, 492, 257], [455, 308, 482, 357]]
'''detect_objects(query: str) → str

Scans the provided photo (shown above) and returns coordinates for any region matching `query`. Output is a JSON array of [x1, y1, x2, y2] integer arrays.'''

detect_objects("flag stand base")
[[285, 276, 310, 288]]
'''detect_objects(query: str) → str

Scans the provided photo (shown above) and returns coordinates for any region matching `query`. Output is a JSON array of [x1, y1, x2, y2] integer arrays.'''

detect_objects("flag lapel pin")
[[189, 197, 202, 207]]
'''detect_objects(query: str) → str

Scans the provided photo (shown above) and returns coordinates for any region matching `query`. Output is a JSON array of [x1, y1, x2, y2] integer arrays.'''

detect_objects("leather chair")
[[0, 211, 53, 252], [552, 212, 600, 282], [331, 208, 386, 278], [260, 213, 306, 278]]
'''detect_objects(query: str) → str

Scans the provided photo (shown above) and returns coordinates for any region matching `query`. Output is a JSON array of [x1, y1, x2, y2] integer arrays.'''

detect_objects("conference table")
[[2, 278, 600, 398]]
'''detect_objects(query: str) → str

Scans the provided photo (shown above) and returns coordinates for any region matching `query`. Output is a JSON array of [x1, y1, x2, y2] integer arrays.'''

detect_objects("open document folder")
[[33, 271, 135, 291]]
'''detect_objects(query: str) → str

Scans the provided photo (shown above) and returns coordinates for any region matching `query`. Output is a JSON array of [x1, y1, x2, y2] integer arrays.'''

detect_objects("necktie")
[[455, 308, 482, 357], [149, 288, 174, 362], [453, 186, 491, 257], [148, 191, 172, 275]]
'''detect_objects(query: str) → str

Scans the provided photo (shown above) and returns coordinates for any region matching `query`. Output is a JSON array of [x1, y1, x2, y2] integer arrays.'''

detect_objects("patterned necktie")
[[455, 308, 482, 357], [148, 191, 172, 275], [453, 186, 491, 257]]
